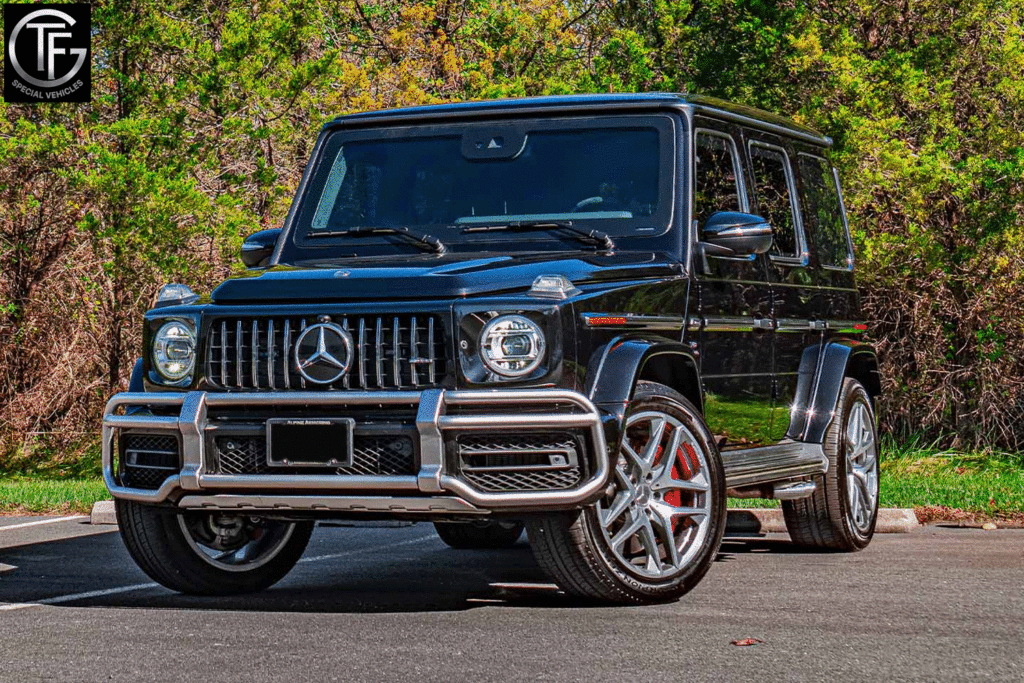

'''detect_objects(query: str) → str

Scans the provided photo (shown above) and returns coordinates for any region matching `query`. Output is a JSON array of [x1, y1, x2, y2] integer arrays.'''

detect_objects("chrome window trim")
[[748, 140, 809, 268]]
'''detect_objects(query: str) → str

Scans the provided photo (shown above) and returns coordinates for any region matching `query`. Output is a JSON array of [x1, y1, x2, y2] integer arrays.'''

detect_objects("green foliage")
[[2, 0, 1023, 461], [782, 1, 1024, 449]]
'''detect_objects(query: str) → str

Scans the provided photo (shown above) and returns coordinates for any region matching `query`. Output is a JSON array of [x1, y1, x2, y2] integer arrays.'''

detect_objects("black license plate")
[[266, 418, 355, 468]]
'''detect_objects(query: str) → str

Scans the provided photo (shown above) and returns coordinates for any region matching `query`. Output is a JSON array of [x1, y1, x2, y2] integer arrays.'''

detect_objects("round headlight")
[[479, 314, 546, 378], [153, 321, 196, 382]]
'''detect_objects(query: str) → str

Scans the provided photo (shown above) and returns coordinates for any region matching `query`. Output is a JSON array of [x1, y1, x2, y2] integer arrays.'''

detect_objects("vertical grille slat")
[[375, 317, 384, 388], [358, 318, 367, 389], [392, 317, 401, 388], [283, 319, 291, 388], [251, 320, 259, 389], [427, 316, 436, 384], [299, 319, 308, 389], [410, 316, 419, 387], [208, 314, 444, 391], [235, 321, 244, 389], [267, 319, 276, 390]]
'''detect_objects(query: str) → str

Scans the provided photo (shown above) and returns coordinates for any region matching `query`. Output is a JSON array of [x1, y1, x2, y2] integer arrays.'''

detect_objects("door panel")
[[698, 274, 775, 449], [743, 133, 825, 442], [693, 122, 774, 450]]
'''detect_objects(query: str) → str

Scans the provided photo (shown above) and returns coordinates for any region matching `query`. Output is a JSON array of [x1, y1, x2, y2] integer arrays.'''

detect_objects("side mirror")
[[241, 228, 282, 268], [699, 211, 773, 258]]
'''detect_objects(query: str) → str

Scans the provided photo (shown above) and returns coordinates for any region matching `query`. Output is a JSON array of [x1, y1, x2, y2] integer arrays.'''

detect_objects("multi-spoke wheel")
[[116, 500, 314, 595], [783, 378, 879, 550], [527, 381, 726, 604], [434, 519, 525, 549], [597, 409, 713, 580]]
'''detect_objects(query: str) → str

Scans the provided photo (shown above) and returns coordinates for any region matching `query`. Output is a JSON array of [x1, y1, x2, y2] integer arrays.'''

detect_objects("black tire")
[[433, 520, 525, 549], [115, 500, 314, 595], [783, 378, 880, 551], [526, 381, 726, 604]]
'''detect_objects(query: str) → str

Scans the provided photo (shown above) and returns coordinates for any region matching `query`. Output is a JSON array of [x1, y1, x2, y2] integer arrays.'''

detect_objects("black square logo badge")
[[4, 3, 91, 103]]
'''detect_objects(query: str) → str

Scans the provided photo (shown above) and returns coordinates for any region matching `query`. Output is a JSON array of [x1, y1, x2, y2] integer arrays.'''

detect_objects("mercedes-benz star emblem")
[[294, 323, 353, 384]]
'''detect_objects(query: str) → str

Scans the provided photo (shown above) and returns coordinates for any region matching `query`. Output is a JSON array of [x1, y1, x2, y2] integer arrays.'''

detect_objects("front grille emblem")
[[294, 323, 353, 384]]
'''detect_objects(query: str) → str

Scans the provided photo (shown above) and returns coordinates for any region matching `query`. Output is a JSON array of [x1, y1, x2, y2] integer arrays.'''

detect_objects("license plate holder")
[[266, 418, 355, 468]]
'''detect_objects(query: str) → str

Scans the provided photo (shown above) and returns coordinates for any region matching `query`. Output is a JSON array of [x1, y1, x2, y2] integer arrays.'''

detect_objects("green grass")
[[732, 440, 1024, 516], [879, 445, 1024, 514], [1, 439, 1021, 518], [0, 478, 110, 515]]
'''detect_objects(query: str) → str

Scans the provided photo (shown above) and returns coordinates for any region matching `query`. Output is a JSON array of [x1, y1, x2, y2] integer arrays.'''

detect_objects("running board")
[[722, 440, 827, 489]]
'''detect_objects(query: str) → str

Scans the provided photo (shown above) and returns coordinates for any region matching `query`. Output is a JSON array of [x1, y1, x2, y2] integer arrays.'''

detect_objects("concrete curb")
[[90, 500, 116, 525], [92, 499, 921, 534], [726, 507, 921, 535]]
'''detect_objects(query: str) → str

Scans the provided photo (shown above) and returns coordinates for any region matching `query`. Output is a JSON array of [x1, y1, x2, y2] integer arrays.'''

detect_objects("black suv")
[[104, 94, 881, 604]]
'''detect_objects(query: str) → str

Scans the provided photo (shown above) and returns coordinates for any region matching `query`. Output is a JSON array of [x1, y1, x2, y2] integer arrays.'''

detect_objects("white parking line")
[[0, 582, 162, 611], [298, 533, 436, 563], [0, 532, 438, 612], [0, 516, 88, 531]]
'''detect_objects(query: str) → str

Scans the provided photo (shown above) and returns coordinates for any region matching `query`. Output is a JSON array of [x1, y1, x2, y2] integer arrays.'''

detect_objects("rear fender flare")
[[788, 341, 881, 444]]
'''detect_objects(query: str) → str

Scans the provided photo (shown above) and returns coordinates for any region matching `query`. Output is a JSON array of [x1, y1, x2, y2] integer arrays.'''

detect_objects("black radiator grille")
[[213, 434, 416, 476], [205, 314, 445, 391]]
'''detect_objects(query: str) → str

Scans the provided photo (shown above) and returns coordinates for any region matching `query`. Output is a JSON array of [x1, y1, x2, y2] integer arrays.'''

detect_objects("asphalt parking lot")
[[1, 516, 1022, 682]]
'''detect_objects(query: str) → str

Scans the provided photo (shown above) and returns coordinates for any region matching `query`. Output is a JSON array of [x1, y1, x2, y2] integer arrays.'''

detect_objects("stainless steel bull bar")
[[102, 389, 610, 511]]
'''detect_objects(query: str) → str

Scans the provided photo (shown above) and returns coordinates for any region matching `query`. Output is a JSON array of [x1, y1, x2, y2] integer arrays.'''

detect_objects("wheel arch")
[[585, 337, 703, 414], [788, 340, 881, 444]]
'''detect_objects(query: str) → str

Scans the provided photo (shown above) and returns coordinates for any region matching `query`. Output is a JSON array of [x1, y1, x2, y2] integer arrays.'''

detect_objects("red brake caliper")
[[666, 442, 702, 532]]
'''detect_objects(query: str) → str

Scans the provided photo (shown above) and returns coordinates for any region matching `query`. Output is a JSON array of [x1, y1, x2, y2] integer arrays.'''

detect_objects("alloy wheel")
[[845, 399, 879, 535], [596, 410, 713, 580]]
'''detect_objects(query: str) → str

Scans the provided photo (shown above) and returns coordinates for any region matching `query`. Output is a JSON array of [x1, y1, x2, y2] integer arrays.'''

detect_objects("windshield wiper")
[[308, 226, 447, 254], [461, 220, 615, 251]]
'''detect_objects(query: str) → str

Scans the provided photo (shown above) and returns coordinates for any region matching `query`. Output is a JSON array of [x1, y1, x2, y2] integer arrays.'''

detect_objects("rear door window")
[[748, 142, 806, 264], [798, 154, 853, 270]]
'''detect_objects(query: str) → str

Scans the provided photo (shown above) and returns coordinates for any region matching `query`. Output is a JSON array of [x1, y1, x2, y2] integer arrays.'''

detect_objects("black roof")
[[331, 92, 831, 147]]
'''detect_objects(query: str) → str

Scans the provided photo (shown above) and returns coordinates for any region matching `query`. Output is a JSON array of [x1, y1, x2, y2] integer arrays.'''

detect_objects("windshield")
[[290, 115, 675, 257]]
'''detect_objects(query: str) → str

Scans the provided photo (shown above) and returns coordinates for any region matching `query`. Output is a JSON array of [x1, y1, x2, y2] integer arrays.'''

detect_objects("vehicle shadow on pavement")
[[716, 536, 832, 562], [1, 526, 814, 613], [0, 530, 611, 613]]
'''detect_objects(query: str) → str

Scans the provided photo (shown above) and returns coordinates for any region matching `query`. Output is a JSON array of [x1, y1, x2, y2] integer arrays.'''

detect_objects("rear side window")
[[749, 143, 803, 261], [694, 132, 741, 226], [798, 154, 853, 269]]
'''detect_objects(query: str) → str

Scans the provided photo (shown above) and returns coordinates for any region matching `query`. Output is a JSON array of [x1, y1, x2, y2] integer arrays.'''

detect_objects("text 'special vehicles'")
[[104, 94, 881, 603]]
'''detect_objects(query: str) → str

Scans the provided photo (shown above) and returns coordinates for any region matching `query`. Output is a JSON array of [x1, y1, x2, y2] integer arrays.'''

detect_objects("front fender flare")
[[584, 336, 703, 450]]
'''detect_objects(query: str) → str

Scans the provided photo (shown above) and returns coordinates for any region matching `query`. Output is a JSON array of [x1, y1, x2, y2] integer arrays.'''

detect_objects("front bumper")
[[102, 389, 610, 515]]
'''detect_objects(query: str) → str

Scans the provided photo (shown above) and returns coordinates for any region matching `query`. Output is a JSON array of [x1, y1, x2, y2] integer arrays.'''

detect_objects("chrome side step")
[[771, 480, 817, 500], [722, 440, 827, 489]]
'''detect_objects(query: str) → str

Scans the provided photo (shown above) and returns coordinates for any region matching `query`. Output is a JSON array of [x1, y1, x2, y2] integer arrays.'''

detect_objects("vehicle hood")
[[210, 252, 679, 303]]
